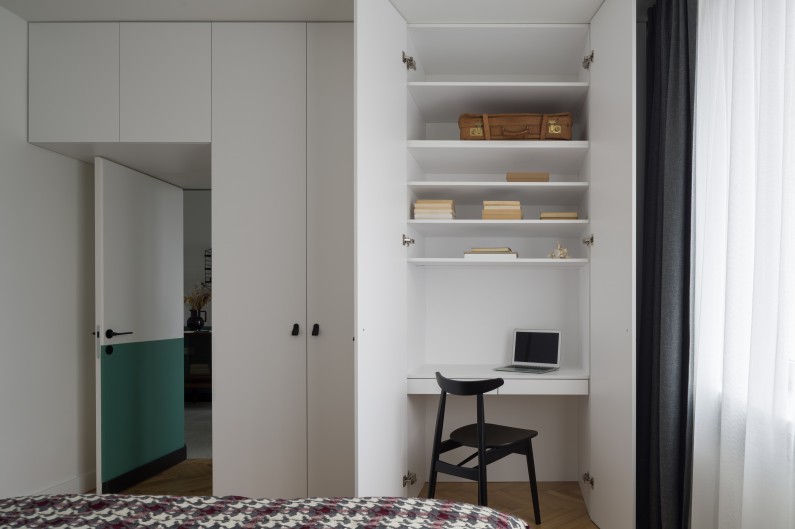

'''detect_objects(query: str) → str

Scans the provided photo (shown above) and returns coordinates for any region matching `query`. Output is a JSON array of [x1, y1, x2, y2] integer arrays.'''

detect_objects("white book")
[[464, 252, 518, 260], [414, 213, 455, 219]]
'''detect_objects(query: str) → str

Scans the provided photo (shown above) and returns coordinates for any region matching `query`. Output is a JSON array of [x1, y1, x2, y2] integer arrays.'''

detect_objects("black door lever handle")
[[312, 323, 319, 336], [291, 323, 300, 336], [105, 329, 133, 339]]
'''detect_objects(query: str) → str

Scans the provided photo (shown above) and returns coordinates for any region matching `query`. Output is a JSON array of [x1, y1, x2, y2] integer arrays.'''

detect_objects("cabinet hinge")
[[582, 234, 594, 247], [582, 472, 595, 488], [402, 51, 417, 71], [582, 50, 595, 70], [402, 471, 417, 487], [402, 234, 415, 247]]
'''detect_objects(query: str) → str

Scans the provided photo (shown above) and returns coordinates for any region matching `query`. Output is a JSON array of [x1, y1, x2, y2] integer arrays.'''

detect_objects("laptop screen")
[[513, 330, 560, 366]]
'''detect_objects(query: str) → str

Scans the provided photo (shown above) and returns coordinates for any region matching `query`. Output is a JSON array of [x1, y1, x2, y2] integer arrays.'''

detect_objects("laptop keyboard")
[[494, 365, 559, 374]]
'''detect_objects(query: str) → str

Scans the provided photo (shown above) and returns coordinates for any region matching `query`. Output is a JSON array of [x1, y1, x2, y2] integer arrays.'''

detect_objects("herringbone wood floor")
[[419, 481, 598, 529], [123, 460, 597, 528], [122, 459, 213, 496]]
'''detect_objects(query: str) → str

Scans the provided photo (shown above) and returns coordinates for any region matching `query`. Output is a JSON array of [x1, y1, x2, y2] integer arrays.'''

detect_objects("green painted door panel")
[[101, 338, 184, 482]]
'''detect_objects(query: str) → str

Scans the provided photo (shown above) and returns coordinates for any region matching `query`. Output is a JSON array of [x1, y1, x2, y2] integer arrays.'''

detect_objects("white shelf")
[[407, 140, 589, 174], [408, 181, 588, 205], [408, 82, 588, 123], [408, 219, 589, 237], [407, 364, 589, 395], [408, 257, 588, 268]]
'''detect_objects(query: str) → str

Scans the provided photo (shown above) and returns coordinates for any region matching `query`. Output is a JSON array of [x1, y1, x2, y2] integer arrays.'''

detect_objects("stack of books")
[[506, 172, 550, 182], [482, 200, 522, 220], [539, 211, 579, 220], [414, 199, 455, 219], [464, 247, 518, 260]]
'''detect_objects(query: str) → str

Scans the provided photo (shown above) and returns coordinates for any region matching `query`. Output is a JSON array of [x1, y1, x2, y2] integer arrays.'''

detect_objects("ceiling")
[[0, 0, 352, 22]]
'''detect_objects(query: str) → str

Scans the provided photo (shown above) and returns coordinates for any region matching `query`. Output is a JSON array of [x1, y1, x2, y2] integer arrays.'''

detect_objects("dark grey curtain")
[[637, 0, 697, 528]]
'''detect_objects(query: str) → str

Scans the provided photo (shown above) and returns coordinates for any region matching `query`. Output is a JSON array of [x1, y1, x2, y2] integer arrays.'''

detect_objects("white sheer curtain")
[[691, 0, 795, 527]]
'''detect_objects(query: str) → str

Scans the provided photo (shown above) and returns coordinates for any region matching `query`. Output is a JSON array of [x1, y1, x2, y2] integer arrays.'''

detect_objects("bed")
[[0, 494, 528, 528]]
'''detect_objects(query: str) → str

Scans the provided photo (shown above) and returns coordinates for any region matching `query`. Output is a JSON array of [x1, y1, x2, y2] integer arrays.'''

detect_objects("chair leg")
[[525, 440, 541, 525], [428, 460, 438, 499], [477, 465, 487, 506], [476, 394, 488, 506]]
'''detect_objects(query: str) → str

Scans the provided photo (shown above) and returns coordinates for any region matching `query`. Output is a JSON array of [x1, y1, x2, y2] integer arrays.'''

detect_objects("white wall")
[[183, 190, 211, 325], [0, 6, 95, 497]]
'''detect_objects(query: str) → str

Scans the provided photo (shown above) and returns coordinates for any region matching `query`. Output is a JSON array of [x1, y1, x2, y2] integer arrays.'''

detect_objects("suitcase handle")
[[503, 128, 531, 136]]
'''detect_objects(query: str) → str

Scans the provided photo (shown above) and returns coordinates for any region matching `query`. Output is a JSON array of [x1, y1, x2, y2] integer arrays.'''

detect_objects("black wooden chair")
[[428, 372, 541, 525]]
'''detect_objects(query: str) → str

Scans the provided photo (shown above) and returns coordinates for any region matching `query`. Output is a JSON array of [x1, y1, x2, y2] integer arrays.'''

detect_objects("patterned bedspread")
[[0, 494, 528, 528]]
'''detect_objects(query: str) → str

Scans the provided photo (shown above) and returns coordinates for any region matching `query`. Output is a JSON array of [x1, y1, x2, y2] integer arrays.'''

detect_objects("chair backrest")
[[435, 372, 503, 396]]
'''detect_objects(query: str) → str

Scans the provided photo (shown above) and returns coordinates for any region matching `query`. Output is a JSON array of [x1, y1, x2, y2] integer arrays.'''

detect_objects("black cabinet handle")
[[312, 323, 320, 336], [291, 323, 300, 336], [105, 329, 133, 339]]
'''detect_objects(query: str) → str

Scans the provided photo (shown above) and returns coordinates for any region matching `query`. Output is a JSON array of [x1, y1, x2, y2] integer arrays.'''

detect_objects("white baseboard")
[[37, 472, 96, 495]]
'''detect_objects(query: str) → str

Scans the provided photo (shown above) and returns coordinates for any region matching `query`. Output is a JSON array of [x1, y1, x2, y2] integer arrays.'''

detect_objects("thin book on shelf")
[[506, 172, 550, 182], [483, 200, 521, 206], [464, 252, 518, 259], [467, 247, 513, 253], [540, 211, 578, 219]]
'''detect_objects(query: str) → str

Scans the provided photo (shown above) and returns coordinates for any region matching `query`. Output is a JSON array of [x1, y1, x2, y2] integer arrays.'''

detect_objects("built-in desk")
[[407, 364, 589, 395]]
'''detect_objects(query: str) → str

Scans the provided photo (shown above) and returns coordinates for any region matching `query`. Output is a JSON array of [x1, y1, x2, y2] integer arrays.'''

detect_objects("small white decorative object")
[[548, 241, 569, 259]]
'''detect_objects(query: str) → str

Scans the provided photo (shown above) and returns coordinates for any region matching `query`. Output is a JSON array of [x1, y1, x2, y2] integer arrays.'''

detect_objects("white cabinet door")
[[212, 22, 308, 498], [585, 0, 636, 527], [306, 22, 355, 498], [354, 0, 409, 496], [120, 23, 211, 142], [29, 23, 119, 142]]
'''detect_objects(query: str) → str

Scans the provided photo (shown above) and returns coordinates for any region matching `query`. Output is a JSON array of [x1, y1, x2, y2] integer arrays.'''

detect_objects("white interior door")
[[94, 157, 184, 493], [354, 0, 409, 496], [586, 0, 636, 527]]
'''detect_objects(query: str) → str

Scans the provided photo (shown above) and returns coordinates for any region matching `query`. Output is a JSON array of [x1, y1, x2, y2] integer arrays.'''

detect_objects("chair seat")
[[450, 423, 538, 449]]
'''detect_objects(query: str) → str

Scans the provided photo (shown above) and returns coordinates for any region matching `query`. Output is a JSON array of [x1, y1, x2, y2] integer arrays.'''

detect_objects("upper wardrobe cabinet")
[[28, 23, 211, 143], [29, 23, 120, 142], [119, 23, 211, 142]]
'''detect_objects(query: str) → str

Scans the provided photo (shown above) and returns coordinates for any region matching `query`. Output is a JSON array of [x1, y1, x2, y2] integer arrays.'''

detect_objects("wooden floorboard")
[[122, 461, 596, 528], [122, 459, 213, 496]]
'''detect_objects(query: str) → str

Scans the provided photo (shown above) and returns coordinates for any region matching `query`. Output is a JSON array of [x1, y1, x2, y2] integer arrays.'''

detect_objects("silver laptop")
[[495, 329, 561, 374]]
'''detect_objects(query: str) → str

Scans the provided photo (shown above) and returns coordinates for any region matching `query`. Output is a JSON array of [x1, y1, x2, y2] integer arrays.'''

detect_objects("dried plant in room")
[[184, 285, 212, 311]]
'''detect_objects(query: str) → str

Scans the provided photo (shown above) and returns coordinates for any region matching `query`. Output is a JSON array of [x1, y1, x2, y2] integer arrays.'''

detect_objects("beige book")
[[506, 172, 550, 182], [414, 205, 455, 211], [483, 200, 521, 206], [482, 205, 522, 210], [467, 247, 513, 253], [415, 199, 454, 205], [540, 211, 579, 219], [483, 213, 523, 220]]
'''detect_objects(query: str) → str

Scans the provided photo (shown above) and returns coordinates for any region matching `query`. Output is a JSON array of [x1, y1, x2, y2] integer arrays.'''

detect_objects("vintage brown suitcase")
[[458, 112, 572, 140]]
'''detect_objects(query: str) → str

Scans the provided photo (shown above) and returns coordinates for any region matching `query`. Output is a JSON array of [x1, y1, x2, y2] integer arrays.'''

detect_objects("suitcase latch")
[[548, 119, 562, 135], [470, 126, 483, 137]]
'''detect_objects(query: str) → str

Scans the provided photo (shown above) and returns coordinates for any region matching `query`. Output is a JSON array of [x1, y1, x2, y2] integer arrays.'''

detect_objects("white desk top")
[[407, 364, 589, 395]]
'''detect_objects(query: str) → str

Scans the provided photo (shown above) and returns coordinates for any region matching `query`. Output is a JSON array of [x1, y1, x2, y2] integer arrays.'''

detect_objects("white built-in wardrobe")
[[353, 2, 635, 529], [212, 22, 355, 499], [28, 19, 356, 500]]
